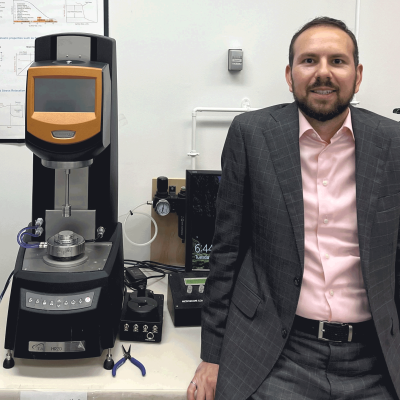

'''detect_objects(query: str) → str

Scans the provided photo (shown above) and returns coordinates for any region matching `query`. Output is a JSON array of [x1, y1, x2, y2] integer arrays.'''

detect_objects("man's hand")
[[187, 361, 219, 400]]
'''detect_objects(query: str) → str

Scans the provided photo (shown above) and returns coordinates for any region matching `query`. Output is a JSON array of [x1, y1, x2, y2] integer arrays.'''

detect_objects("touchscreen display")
[[34, 78, 95, 112], [185, 171, 221, 271]]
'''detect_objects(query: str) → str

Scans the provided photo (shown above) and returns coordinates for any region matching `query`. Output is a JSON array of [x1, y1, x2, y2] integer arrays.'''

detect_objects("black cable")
[[123, 259, 185, 290], [124, 259, 186, 273], [0, 270, 15, 303], [86, 233, 102, 243], [123, 266, 149, 291], [123, 268, 139, 292]]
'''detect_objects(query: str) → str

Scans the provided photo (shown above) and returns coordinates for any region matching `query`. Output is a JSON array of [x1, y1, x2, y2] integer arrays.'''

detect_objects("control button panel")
[[25, 291, 95, 311]]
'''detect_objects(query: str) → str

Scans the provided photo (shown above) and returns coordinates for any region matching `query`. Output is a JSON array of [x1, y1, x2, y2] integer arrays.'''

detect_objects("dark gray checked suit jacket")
[[200, 102, 400, 400]]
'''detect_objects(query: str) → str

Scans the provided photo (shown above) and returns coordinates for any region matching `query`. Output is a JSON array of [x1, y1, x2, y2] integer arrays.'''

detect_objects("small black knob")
[[3, 357, 14, 369], [178, 186, 186, 198], [103, 358, 114, 370], [156, 176, 169, 198]]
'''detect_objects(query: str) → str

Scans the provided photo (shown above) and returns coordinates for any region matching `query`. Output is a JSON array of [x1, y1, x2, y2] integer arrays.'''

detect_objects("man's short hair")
[[288, 17, 359, 68]]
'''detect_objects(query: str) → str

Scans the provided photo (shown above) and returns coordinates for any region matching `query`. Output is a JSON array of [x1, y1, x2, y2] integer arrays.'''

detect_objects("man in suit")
[[187, 17, 400, 400]]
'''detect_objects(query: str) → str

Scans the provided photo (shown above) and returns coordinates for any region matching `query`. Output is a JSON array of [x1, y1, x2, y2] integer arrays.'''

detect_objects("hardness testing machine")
[[3, 33, 123, 369]]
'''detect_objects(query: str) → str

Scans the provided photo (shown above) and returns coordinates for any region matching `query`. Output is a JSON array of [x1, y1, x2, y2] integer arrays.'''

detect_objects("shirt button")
[[312, 133, 317, 138], [323, 218, 329, 224], [281, 329, 288, 339], [329, 289, 334, 296], [324, 254, 330, 259], [323, 180, 328, 186]]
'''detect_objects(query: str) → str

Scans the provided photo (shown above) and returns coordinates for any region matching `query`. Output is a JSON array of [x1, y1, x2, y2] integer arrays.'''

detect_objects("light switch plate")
[[228, 49, 243, 71]]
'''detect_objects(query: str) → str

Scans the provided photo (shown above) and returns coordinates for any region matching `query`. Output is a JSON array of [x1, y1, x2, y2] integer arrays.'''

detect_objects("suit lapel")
[[264, 102, 305, 270], [351, 106, 388, 289]]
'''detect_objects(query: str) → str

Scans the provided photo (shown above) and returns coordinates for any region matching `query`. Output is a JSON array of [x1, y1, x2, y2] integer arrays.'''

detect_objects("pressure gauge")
[[155, 199, 171, 216]]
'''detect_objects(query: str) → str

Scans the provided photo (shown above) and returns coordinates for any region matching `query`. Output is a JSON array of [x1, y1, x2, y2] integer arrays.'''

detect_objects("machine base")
[[3, 348, 116, 370], [4, 223, 124, 367]]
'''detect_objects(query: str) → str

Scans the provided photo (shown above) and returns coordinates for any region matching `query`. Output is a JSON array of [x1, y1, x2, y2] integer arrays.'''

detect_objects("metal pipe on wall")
[[189, 105, 260, 169]]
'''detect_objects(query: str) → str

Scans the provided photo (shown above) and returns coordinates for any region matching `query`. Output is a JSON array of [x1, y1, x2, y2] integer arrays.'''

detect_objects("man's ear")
[[354, 63, 363, 94], [285, 65, 293, 93]]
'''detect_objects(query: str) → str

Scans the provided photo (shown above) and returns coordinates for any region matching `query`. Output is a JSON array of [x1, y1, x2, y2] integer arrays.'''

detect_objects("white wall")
[[0, 0, 399, 284]]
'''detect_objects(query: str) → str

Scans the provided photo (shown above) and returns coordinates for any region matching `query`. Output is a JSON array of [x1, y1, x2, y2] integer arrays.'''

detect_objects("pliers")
[[112, 345, 146, 377]]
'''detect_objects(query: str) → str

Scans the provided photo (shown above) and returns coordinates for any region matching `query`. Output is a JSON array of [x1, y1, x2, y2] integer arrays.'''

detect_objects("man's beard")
[[292, 76, 356, 122]]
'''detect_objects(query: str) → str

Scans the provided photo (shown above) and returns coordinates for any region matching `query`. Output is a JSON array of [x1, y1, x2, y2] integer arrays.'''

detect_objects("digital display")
[[185, 170, 221, 271], [184, 277, 207, 286], [34, 78, 96, 112]]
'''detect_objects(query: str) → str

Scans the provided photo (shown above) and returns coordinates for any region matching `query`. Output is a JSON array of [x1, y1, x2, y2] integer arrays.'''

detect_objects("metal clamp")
[[318, 320, 353, 342]]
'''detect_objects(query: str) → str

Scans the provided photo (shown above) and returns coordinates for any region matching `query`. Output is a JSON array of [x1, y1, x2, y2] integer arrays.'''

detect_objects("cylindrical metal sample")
[[47, 230, 85, 259]]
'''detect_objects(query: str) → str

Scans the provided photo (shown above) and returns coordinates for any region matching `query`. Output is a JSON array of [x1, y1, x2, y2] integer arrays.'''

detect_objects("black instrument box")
[[167, 272, 208, 327], [119, 290, 164, 343]]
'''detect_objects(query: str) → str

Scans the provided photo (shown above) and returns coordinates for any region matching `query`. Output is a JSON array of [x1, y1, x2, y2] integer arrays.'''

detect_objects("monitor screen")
[[34, 78, 96, 112], [185, 170, 221, 271]]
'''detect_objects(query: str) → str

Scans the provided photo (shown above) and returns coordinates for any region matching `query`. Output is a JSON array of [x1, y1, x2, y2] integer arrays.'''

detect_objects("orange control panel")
[[26, 66, 103, 145]]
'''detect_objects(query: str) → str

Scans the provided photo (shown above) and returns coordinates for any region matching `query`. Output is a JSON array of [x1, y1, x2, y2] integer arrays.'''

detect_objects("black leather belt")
[[293, 315, 374, 343]]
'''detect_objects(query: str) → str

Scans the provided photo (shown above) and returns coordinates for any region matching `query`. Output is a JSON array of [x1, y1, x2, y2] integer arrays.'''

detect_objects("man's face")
[[285, 26, 363, 122]]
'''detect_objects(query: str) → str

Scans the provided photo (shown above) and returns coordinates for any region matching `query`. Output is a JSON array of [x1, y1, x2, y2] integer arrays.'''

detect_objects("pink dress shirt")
[[295, 109, 372, 323]]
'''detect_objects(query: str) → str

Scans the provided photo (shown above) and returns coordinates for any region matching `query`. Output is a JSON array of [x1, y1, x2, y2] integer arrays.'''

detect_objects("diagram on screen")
[[0, 103, 24, 127], [13, 0, 57, 23], [66, 0, 97, 23], [15, 51, 34, 76]]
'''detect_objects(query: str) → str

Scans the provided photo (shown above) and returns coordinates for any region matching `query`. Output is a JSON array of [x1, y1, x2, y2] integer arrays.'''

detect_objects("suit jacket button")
[[281, 329, 288, 339], [294, 277, 300, 287]]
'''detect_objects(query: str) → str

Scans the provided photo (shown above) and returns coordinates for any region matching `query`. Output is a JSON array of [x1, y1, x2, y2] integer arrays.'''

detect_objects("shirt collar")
[[298, 108, 354, 141]]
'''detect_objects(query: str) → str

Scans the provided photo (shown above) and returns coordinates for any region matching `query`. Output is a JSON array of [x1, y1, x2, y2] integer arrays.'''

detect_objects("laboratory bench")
[[0, 275, 202, 400]]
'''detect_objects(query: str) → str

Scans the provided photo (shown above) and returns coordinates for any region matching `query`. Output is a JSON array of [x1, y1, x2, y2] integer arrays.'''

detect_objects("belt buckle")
[[318, 320, 353, 342]]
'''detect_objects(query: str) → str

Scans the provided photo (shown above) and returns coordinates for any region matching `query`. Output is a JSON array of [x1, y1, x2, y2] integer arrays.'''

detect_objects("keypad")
[[25, 291, 94, 311]]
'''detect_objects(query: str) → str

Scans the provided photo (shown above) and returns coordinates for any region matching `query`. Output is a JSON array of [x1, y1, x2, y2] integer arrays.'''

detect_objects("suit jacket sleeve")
[[200, 117, 250, 364], [396, 221, 400, 313]]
